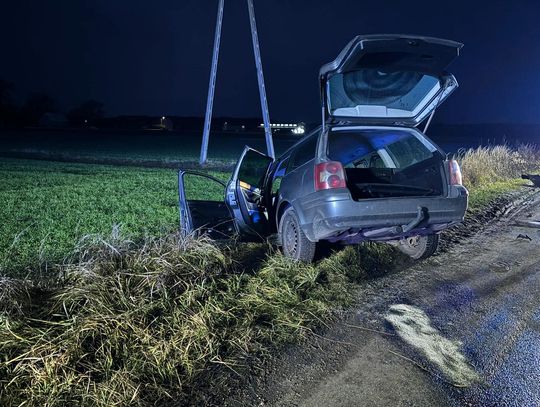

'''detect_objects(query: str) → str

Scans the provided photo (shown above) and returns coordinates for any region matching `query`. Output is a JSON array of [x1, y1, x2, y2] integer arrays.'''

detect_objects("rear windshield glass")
[[327, 128, 438, 169], [328, 70, 440, 118]]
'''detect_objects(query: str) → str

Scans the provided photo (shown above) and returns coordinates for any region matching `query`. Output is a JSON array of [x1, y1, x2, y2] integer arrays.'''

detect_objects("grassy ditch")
[[0, 144, 539, 406], [0, 234, 398, 406]]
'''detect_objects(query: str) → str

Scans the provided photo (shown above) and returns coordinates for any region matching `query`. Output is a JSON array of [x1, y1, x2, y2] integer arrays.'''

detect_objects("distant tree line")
[[0, 79, 104, 128], [0, 78, 309, 133]]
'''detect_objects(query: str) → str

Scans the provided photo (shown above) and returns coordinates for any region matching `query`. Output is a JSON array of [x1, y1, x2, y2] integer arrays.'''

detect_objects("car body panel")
[[295, 186, 468, 242]]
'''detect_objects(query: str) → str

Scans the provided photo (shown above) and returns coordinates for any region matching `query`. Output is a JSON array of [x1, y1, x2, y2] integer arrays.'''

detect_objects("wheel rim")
[[284, 217, 298, 256], [405, 236, 420, 248], [400, 235, 427, 258]]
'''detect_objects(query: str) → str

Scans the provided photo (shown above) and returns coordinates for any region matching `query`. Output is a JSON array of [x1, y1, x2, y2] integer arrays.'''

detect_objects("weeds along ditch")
[[0, 144, 539, 406], [456, 143, 540, 187], [0, 233, 399, 406]]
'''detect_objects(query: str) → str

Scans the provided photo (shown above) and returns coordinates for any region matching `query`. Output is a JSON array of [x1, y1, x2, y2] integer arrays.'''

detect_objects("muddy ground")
[[208, 186, 540, 407]]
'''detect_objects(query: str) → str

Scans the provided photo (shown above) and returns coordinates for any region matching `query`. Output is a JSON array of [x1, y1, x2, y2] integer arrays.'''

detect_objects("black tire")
[[278, 207, 316, 262], [397, 234, 439, 260]]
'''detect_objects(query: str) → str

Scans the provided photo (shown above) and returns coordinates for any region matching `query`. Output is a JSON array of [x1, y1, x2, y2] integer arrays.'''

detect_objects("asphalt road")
[[251, 189, 540, 407]]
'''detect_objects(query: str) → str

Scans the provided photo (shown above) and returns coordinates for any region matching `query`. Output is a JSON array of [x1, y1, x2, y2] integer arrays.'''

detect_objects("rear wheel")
[[398, 234, 439, 260], [279, 207, 316, 262]]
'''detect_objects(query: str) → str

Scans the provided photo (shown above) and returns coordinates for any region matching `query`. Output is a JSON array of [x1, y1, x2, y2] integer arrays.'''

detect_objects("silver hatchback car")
[[179, 35, 468, 262]]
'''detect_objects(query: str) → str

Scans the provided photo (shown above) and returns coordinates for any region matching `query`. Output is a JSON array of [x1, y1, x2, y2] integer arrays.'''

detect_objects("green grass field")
[[0, 130, 297, 166], [0, 158, 228, 276]]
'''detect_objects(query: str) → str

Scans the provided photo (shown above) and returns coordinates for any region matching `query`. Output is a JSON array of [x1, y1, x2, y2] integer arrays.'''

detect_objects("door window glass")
[[290, 135, 318, 171], [237, 149, 273, 188], [183, 173, 226, 201]]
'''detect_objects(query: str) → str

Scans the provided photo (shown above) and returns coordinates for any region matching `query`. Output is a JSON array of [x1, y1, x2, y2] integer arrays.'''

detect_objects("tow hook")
[[402, 206, 427, 233]]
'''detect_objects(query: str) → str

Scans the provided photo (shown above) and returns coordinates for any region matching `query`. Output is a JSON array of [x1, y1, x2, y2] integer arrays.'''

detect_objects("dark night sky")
[[1, 0, 539, 124]]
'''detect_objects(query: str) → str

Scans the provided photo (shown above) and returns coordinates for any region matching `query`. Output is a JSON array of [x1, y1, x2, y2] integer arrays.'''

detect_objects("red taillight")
[[448, 159, 463, 186], [315, 161, 346, 191]]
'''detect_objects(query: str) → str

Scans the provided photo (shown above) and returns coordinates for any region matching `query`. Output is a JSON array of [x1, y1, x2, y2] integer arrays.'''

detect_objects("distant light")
[[162, 116, 166, 120], [260, 122, 303, 131]]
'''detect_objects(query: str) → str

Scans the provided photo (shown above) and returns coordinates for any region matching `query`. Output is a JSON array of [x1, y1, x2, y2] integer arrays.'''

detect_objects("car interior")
[[328, 128, 445, 199]]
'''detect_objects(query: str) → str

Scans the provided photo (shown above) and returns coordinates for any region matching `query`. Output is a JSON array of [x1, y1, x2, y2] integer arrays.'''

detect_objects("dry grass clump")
[[0, 233, 398, 406], [455, 143, 540, 188], [0, 277, 32, 316], [1, 233, 231, 406]]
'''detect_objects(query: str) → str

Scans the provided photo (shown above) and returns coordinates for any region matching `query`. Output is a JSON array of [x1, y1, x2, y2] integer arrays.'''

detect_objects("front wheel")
[[397, 234, 439, 260], [278, 207, 316, 262]]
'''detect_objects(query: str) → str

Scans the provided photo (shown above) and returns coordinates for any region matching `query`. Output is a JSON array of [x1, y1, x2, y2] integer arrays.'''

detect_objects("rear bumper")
[[298, 186, 468, 242]]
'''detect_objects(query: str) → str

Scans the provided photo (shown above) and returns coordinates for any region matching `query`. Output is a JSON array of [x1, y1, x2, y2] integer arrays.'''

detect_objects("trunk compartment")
[[344, 156, 445, 200]]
